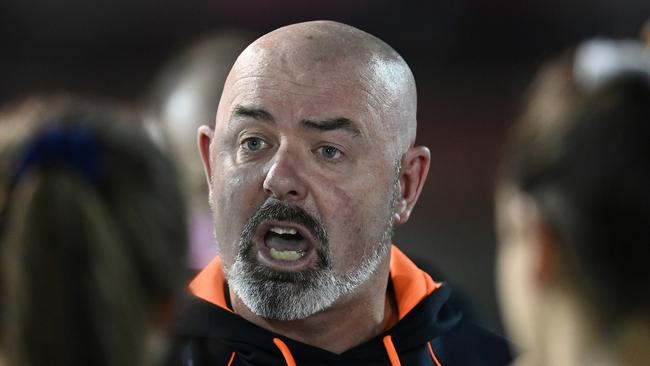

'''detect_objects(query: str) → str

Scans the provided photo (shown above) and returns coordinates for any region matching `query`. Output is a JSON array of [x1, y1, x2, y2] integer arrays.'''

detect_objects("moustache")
[[240, 199, 328, 254]]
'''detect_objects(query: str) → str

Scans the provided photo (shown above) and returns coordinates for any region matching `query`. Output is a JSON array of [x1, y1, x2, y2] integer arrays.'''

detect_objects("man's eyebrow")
[[301, 117, 362, 137], [232, 105, 275, 122]]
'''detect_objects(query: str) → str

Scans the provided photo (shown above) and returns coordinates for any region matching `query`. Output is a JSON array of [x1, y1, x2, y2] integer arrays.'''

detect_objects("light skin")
[[198, 21, 430, 353], [496, 186, 650, 366]]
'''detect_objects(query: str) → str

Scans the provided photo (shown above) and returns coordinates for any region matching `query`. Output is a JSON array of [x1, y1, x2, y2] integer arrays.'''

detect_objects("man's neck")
[[229, 259, 394, 354]]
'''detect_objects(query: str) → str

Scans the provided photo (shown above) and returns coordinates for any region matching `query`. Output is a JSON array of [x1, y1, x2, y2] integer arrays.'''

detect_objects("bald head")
[[219, 21, 418, 156]]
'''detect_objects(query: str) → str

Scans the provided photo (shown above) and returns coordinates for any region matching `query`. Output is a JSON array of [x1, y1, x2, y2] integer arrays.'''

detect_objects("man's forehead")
[[222, 46, 395, 120], [222, 48, 381, 108], [230, 43, 370, 86], [220, 81, 383, 134], [222, 91, 380, 137], [215, 21, 418, 152]]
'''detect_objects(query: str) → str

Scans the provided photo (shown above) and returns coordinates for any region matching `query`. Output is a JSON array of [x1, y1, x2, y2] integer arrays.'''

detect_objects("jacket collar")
[[189, 245, 441, 320]]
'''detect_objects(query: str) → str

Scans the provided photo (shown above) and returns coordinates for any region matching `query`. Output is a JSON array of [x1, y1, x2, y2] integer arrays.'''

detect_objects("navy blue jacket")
[[170, 246, 512, 365]]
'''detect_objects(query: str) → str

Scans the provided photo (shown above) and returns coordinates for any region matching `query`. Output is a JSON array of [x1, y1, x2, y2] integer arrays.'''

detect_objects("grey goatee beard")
[[222, 165, 400, 321]]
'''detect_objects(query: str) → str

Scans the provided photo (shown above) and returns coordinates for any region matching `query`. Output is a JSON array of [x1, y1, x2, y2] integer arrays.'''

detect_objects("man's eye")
[[241, 137, 267, 151], [318, 145, 343, 160]]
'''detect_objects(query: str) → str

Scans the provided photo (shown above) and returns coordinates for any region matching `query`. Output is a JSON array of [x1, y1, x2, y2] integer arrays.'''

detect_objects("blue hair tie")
[[11, 126, 103, 187]]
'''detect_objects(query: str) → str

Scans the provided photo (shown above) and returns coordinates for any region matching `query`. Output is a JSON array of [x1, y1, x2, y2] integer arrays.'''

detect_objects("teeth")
[[270, 226, 298, 235], [269, 248, 304, 261]]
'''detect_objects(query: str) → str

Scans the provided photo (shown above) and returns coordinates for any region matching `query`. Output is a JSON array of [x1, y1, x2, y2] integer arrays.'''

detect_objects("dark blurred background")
[[2, 0, 648, 333]]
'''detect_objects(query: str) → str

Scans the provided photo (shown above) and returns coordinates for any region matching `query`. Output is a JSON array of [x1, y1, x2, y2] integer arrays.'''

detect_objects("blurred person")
[[0, 95, 77, 361], [144, 32, 254, 270], [496, 39, 650, 366], [172, 20, 512, 365], [0, 97, 187, 366]]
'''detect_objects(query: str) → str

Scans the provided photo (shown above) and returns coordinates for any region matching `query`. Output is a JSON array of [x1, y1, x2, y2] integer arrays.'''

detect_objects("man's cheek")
[[214, 169, 257, 210], [215, 169, 264, 233], [325, 193, 369, 267]]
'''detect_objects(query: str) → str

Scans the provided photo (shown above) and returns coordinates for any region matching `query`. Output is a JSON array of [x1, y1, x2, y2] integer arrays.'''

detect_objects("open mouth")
[[253, 221, 318, 271], [266, 226, 307, 260]]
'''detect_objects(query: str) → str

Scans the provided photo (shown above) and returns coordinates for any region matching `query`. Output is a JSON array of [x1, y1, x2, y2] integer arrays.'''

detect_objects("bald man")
[[171, 21, 512, 365]]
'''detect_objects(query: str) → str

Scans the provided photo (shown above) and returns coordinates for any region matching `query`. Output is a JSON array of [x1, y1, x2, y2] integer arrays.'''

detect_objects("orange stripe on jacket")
[[189, 245, 441, 319], [427, 341, 443, 366], [382, 335, 402, 366], [389, 246, 441, 319], [272, 338, 297, 366], [226, 351, 236, 366], [189, 255, 233, 312]]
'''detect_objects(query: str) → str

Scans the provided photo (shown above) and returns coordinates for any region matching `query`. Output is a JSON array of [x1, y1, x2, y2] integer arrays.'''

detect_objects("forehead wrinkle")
[[229, 72, 358, 94], [356, 83, 387, 117], [227, 70, 386, 114], [232, 87, 344, 102]]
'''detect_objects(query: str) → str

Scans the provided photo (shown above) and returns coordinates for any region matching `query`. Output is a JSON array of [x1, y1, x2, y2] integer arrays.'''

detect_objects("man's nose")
[[262, 148, 308, 202]]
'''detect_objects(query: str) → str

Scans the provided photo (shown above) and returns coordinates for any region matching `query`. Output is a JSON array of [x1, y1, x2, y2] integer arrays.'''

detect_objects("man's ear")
[[197, 125, 214, 184], [394, 146, 431, 225]]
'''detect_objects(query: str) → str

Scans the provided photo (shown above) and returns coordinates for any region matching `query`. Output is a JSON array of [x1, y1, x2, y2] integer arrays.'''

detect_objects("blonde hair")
[[0, 100, 187, 366]]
